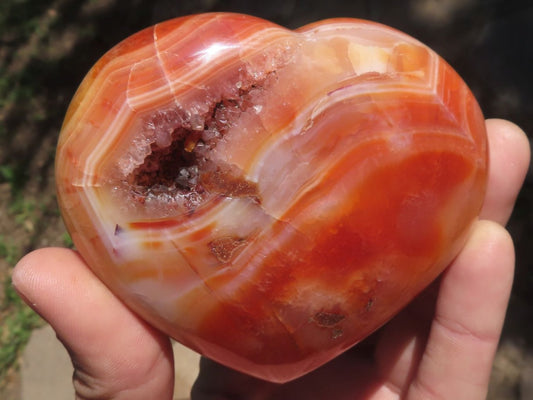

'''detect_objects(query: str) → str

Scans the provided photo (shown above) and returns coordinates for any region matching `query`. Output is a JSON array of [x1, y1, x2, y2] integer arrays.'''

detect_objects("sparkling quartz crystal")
[[55, 13, 488, 382]]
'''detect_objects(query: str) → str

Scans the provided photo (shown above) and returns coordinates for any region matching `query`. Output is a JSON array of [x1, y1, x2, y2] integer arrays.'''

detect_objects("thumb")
[[12, 247, 175, 400]]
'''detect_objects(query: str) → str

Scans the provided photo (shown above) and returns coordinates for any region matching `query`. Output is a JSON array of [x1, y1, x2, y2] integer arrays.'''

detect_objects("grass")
[[1, 168, 39, 233], [0, 235, 44, 386], [0, 1, 64, 388], [0, 280, 43, 384], [0, 166, 53, 385], [10, 198, 36, 228], [0, 164, 29, 196], [62, 231, 73, 248], [0, 238, 19, 267]]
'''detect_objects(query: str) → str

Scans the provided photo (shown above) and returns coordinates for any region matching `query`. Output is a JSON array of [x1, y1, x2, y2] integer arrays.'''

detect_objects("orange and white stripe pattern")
[[56, 13, 487, 382]]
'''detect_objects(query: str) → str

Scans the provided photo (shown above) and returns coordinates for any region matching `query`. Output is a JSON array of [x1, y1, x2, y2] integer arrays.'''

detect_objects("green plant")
[[9, 196, 36, 226], [0, 280, 43, 383], [0, 237, 19, 267], [62, 231, 74, 248], [0, 164, 28, 195], [0, 165, 15, 183]]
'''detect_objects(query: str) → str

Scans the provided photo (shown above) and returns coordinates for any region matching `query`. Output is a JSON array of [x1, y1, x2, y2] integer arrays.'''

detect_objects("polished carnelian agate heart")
[[55, 13, 487, 382]]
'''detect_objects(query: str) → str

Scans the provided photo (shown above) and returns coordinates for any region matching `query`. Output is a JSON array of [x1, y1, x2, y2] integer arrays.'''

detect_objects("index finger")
[[481, 119, 530, 225]]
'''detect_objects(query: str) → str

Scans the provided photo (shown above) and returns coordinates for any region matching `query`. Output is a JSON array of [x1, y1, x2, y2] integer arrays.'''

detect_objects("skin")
[[12, 119, 529, 400]]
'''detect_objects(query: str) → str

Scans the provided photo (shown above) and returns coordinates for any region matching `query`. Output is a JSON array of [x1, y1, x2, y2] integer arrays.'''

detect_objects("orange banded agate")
[[55, 13, 487, 382]]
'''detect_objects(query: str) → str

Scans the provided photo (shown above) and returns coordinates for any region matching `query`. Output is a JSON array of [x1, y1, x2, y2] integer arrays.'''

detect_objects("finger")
[[481, 119, 530, 225], [12, 247, 175, 400], [373, 280, 438, 397], [375, 117, 528, 394], [406, 220, 514, 400]]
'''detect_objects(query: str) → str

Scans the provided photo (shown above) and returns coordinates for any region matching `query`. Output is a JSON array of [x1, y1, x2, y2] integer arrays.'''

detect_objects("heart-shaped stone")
[[55, 13, 487, 383]]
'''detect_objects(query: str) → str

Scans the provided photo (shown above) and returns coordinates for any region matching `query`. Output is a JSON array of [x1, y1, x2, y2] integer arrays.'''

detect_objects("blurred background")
[[0, 0, 531, 399]]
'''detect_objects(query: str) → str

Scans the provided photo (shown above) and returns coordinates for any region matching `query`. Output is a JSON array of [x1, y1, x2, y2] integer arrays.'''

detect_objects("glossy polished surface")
[[56, 13, 487, 382]]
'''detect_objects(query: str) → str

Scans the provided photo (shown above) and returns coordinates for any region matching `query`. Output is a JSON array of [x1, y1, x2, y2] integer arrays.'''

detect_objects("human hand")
[[190, 119, 530, 400], [13, 119, 529, 400]]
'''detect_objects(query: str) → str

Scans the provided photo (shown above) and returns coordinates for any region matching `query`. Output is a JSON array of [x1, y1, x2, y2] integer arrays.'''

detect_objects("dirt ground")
[[1, 0, 532, 398]]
